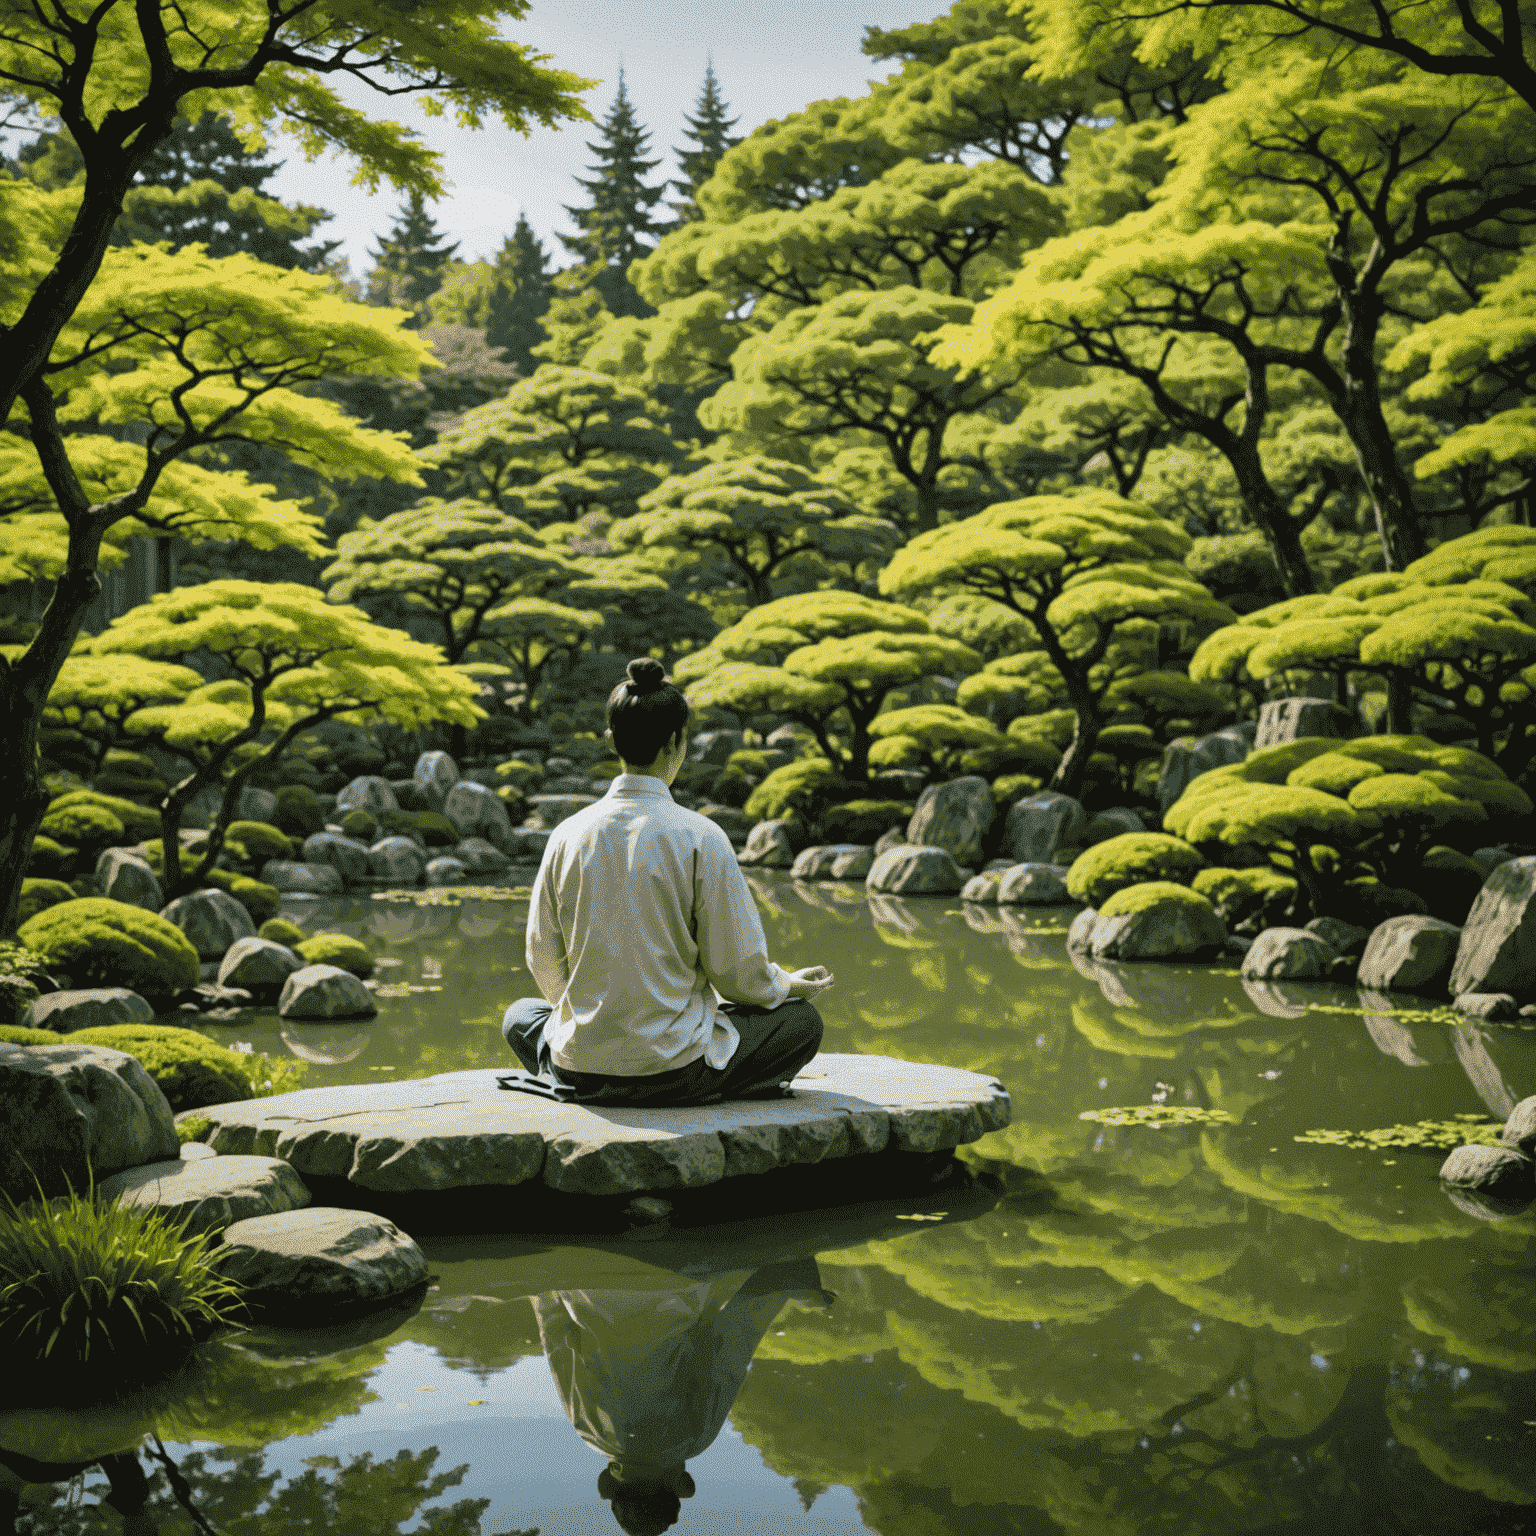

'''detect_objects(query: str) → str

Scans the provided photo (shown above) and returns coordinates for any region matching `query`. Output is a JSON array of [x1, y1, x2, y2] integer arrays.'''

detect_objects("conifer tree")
[[486, 214, 554, 376], [667, 61, 741, 226], [559, 70, 667, 319], [367, 190, 461, 327]]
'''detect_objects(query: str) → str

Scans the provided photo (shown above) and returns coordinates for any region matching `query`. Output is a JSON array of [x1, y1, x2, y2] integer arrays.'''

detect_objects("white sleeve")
[[693, 829, 792, 1008], [525, 836, 570, 1006]]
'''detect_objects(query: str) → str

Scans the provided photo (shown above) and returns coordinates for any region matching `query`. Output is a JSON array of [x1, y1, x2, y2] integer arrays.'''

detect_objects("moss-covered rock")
[[139, 843, 282, 924], [338, 807, 378, 843], [222, 820, 297, 866], [1067, 833, 1205, 906], [67, 1024, 253, 1110], [19, 898, 200, 995], [257, 917, 306, 947], [294, 933, 374, 978], [744, 759, 849, 823], [726, 748, 772, 777], [273, 786, 324, 839], [1089, 882, 1226, 960], [708, 764, 755, 808], [821, 799, 912, 844], [25, 835, 77, 880], [19, 878, 77, 926], [39, 799, 124, 850], [44, 789, 160, 844], [378, 808, 458, 847], [1191, 866, 1299, 929], [493, 759, 544, 791], [0, 1024, 61, 1045]]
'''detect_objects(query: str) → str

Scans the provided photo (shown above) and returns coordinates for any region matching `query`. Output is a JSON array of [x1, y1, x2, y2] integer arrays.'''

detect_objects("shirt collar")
[[606, 773, 675, 801]]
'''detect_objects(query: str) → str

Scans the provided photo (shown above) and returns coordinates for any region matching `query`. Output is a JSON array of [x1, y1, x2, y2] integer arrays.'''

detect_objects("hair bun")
[[625, 657, 667, 695]]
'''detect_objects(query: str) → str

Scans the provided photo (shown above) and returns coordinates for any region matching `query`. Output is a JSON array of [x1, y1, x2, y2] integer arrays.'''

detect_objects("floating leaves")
[[1306, 1002, 1464, 1027], [371, 886, 531, 905], [1079, 1105, 1238, 1128], [1294, 1114, 1504, 1151], [373, 983, 444, 999]]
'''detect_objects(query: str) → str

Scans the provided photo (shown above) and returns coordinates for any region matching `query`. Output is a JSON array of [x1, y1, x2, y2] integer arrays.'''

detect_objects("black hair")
[[606, 657, 689, 766]]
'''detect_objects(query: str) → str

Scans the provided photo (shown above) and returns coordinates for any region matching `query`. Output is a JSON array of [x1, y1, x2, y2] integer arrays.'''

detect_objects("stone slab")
[[191, 1053, 1011, 1200], [95, 1153, 311, 1235]]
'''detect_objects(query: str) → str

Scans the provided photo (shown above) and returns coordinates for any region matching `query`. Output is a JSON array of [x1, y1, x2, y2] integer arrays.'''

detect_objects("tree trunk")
[[1228, 444, 1316, 597], [1050, 701, 1102, 799], [0, 711, 55, 937]]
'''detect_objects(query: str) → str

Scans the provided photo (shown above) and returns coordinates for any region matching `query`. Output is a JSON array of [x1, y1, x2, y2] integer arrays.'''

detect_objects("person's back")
[[501, 657, 832, 1106]]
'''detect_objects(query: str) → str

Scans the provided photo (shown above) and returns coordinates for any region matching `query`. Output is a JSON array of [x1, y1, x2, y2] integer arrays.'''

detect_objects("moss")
[[0, 1024, 59, 1045], [295, 932, 374, 978], [222, 820, 296, 865], [1099, 880, 1217, 918], [820, 799, 912, 844], [1287, 752, 1386, 796], [992, 772, 1045, 806], [273, 785, 324, 838], [1066, 832, 1205, 905], [708, 764, 755, 808], [25, 835, 76, 880], [726, 749, 772, 776], [258, 916, 306, 946], [46, 789, 160, 843], [39, 799, 124, 849], [1191, 866, 1298, 927], [339, 807, 378, 842], [177, 1114, 213, 1144], [744, 758, 847, 823], [68, 1024, 252, 1110], [19, 878, 77, 926], [1239, 739, 1342, 784], [379, 808, 459, 847], [217, 870, 281, 924], [18, 898, 200, 995], [104, 749, 159, 778], [493, 759, 544, 789]]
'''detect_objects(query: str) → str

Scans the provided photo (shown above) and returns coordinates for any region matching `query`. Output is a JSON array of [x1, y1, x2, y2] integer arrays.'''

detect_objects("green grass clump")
[[177, 1114, 213, 1144], [68, 1025, 253, 1110], [0, 1024, 59, 1045], [295, 933, 374, 978], [1099, 880, 1216, 918], [1066, 832, 1205, 906], [0, 1186, 242, 1396], [18, 898, 199, 995], [258, 916, 306, 947]]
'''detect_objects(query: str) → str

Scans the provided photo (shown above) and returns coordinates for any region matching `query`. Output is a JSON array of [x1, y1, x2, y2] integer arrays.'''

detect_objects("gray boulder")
[[1093, 807, 1146, 837], [873, 825, 908, 857], [218, 936, 303, 996], [1001, 792, 1087, 864], [454, 837, 512, 874], [261, 860, 345, 896], [1501, 1096, 1536, 1156], [996, 863, 1072, 906], [1454, 992, 1520, 1021], [25, 988, 154, 1034], [829, 845, 875, 880], [159, 888, 256, 959], [691, 729, 743, 764], [97, 1153, 311, 1237], [514, 828, 552, 861], [865, 844, 967, 897], [96, 849, 162, 912], [1451, 1020, 1536, 1118], [1066, 906, 1100, 953], [1306, 916, 1372, 954], [1241, 927, 1338, 981], [278, 964, 379, 1021], [444, 779, 518, 852], [368, 836, 427, 884], [236, 786, 278, 823], [413, 750, 460, 808], [426, 856, 468, 886], [906, 776, 996, 867], [1439, 1142, 1536, 1213], [1089, 894, 1226, 962], [0, 1042, 178, 1201], [1254, 696, 1358, 748], [1155, 724, 1254, 815], [1358, 915, 1462, 995], [960, 872, 1000, 903], [336, 775, 398, 815], [1449, 856, 1536, 998], [301, 831, 371, 885], [214, 1207, 428, 1316], [792, 844, 868, 880], [738, 819, 798, 868]]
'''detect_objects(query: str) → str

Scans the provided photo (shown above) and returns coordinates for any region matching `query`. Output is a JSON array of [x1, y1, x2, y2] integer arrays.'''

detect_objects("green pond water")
[[10, 874, 1536, 1534]]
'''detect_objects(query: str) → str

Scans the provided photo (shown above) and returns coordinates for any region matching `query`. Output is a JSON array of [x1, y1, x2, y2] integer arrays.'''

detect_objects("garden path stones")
[[96, 1153, 311, 1236], [261, 860, 346, 896], [906, 776, 995, 867], [216, 1208, 427, 1315], [25, 988, 153, 1033], [279, 964, 378, 1021], [218, 937, 303, 997], [413, 750, 460, 808], [0, 1042, 178, 1201], [1000, 792, 1086, 864], [1449, 856, 1536, 998], [302, 832, 371, 885], [865, 844, 967, 896], [1357, 915, 1462, 995], [96, 850, 162, 911], [1241, 927, 1337, 981], [159, 889, 256, 958], [189, 1053, 1010, 1201], [336, 775, 399, 814]]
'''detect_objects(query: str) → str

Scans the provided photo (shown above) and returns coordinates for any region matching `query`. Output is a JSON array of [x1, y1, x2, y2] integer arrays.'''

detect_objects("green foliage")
[[18, 879, 82, 926], [1098, 879, 1215, 918], [273, 786, 324, 839], [0, 1186, 242, 1395], [46, 789, 164, 844], [222, 820, 296, 865], [0, 1024, 60, 1045], [1191, 866, 1299, 928], [295, 934, 375, 979], [378, 809, 459, 848], [257, 917, 306, 947], [25, 835, 75, 880], [1066, 833, 1205, 905], [68, 1025, 253, 1111], [38, 799, 123, 850], [365, 189, 459, 324], [744, 759, 849, 824], [177, 1114, 213, 1145], [340, 809, 380, 843], [19, 899, 200, 995]]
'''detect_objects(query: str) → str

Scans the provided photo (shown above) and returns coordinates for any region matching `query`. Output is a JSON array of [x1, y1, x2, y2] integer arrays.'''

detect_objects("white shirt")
[[526, 774, 792, 1076]]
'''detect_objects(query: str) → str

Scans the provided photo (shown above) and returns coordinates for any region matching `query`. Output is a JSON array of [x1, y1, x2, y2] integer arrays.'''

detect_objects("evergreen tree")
[[486, 214, 554, 376], [559, 70, 667, 319], [667, 61, 741, 225], [366, 190, 461, 328]]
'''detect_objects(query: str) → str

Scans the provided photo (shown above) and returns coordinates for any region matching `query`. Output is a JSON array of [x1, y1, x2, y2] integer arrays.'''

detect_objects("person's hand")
[[786, 965, 834, 999]]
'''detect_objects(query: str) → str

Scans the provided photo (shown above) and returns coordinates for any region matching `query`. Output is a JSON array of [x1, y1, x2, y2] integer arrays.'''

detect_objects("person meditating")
[[501, 657, 833, 1105]]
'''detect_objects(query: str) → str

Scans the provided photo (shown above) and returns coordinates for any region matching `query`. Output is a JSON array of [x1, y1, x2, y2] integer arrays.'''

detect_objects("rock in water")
[[1088, 890, 1226, 961], [96, 850, 162, 912], [279, 964, 379, 1021], [906, 776, 996, 867], [336, 775, 399, 814], [1501, 1095, 1536, 1156], [215, 1207, 428, 1316], [996, 863, 1072, 906], [261, 861, 345, 896], [159, 889, 256, 959], [368, 837, 427, 884], [426, 856, 467, 887], [1449, 856, 1536, 998], [97, 1153, 311, 1236], [960, 872, 1000, 903], [443, 780, 518, 853], [1066, 907, 1100, 953], [1001, 792, 1086, 864], [1305, 916, 1372, 955], [451, 837, 510, 875], [25, 988, 154, 1033], [1439, 1142, 1536, 1216], [0, 1042, 178, 1201], [739, 819, 798, 868], [218, 936, 304, 997], [1357, 915, 1462, 995], [792, 844, 869, 880], [865, 845, 967, 896], [1241, 928, 1338, 981], [413, 750, 460, 809], [301, 832, 371, 886], [1253, 697, 1357, 747], [829, 846, 875, 880]]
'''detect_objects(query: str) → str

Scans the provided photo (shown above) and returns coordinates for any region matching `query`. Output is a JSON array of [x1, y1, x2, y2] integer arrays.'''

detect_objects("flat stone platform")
[[189, 1053, 1010, 1199]]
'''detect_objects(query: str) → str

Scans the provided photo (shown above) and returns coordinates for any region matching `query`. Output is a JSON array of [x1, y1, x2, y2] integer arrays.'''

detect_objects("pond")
[[11, 874, 1536, 1534]]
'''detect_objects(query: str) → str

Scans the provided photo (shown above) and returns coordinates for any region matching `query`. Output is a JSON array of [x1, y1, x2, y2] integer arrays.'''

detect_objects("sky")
[[262, 0, 940, 278]]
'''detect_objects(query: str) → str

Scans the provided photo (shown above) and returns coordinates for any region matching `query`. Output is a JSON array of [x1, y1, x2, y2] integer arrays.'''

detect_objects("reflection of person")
[[534, 1259, 830, 1535], [502, 656, 833, 1107], [0, 1447, 156, 1535]]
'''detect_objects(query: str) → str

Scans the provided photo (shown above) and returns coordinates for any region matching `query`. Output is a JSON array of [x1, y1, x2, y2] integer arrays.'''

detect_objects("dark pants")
[[501, 996, 823, 1107]]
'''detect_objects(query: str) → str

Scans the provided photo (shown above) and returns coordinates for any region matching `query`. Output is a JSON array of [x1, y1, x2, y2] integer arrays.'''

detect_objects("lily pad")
[[1079, 1105, 1238, 1128], [1294, 1115, 1503, 1151]]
